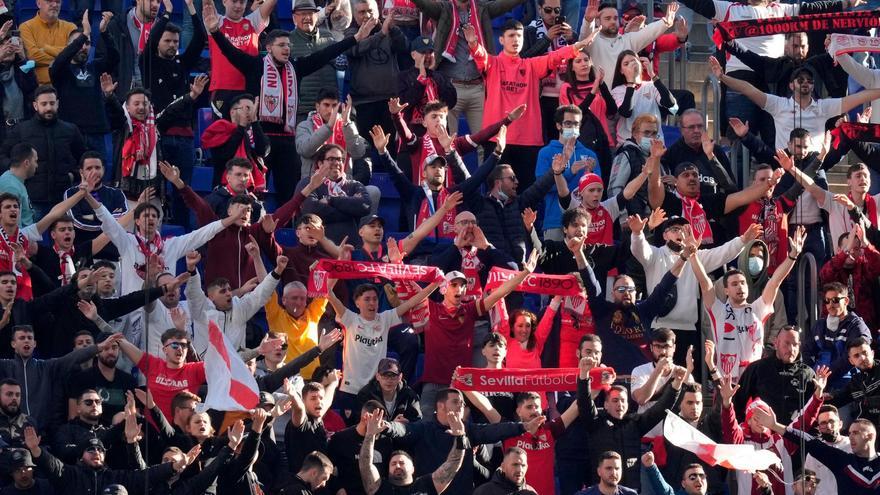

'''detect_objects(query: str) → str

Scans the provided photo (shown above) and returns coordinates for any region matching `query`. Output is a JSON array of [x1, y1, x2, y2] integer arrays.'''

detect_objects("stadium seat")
[[275, 228, 297, 247], [370, 172, 399, 199], [192, 166, 213, 192], [195, 108, 214, 149]]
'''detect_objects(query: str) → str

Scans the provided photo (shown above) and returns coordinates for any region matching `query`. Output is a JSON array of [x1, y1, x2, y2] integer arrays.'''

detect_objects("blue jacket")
[[534, 139, 598, 231], [805, 313, 872, 389]]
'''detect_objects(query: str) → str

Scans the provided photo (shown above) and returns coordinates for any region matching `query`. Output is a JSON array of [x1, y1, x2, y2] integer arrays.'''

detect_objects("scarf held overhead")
[[483, 267, 584, 296], [453, 367, 580, 392], [715, 10, 880, 44], [259, 56, 298, 133], [827, 32, 880, 59], [831, 122, 880, 149], [307, 259, 444, 297]]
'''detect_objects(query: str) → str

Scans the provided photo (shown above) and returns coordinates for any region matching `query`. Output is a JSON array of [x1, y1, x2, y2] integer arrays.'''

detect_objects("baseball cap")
[[410, 36, 434, 53], [444, 271, 467, 284], [790, 65, 816, 82], [660, 216, 689, 231], [7, 449, 35, 472], [258, 391, 276, 408], [673, 162, 699, 176], [359, 215, 385, 229], [423, 154, 447, 168], [377, 357, 401, 375], [79, 438, 106, 455]]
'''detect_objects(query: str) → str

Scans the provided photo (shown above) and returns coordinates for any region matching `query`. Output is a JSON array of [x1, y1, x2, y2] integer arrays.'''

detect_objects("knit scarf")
[[831, 122, 880, 150], [443, 0, 484, 62], [54, 244, 76, 285], [132, 15, 153, 53], [0, 226, 30, 300], [416, 186, 456, 239], [201, 120, 268, 191], [311, 112, 347, 149], [715, 10, 880, 46], [677, 192, 713, 245], [134, 230, 165, 281], [324, 177, 347, 197], [827, 33, 880, 59], [757, 198, 779, 262], [121, 109, 157, 179], [412, 134, 457, 188], [411, 73, 439, 125], [460, 246, 484, 302], [530, 18, 568, 90], [259, 56, 297, 133]]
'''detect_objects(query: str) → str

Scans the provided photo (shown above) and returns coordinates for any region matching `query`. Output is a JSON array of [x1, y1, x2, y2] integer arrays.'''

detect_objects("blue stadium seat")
[[275, 228, 297, 247], [370, 172, 399, 199], [377, 200, 401, 232], [195, 108, 214, 149], [662, 124, 681, 145], [192, 166, 213, 192], [161, 224, 186, 238]]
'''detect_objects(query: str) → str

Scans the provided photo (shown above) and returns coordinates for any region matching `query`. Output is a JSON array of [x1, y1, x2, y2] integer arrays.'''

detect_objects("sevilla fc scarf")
[[715, 10, 880, 45], [307, 259, 443, 297], [201, 120, 268, 191], [54, 245, 76, 285], [132, 16, 153, 54], [827, 33, 880, 59], [443, 0, 484, 62], [311, 112, 347, 150], [133, 231, 165, 281], [411, 74, 439, 125], [259, 56, 298, 133], [530, 18, 568, 92], [412, 134, 458, 187], [416, 186, 457, 239], [0, 227, 30, 300], [483, 267, 584, 333], [121, 109, 157, 179], [830, 122, 880, 150], [452, 367, 584, 392], [678, 192, 714, 245], [459, 247, 484, 302]]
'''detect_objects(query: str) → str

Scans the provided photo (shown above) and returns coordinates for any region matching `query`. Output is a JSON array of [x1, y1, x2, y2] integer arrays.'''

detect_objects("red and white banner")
[[828, 33, 880, 58], [202, 321, 260, 412], [483, 267, 584, 297], [307, 259, 444, 297], [453, 367, 580, 392], [663, 411, 781, 472]]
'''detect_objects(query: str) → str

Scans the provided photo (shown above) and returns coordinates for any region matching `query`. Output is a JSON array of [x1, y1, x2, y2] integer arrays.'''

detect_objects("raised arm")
[[776, 149, 828, 206], [479, 250, 538, 309], [461, 387, 502, 424], [760, 226, 804, 306], [431, 411, 467, 494], [396, 281, 440, 316], [710, 56, 767, 109], [841, 88, 880, 115], [117, 338, 145, 368], [359, 409, 387, 495], [687, 230, 715, 307], [647, 140, 666, 209]]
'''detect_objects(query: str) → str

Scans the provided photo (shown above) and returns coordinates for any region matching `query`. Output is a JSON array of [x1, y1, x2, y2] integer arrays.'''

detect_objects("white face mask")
[[639, 137, 652, 154], [561, 127, 580, 140], [826, 315, 840, 331], [748, 256, 764, 276]]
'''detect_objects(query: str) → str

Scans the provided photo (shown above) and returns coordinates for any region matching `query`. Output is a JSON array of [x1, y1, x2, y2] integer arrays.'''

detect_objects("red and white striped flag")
[[663, 411, 781, 472], [202, 321, 259, 411]]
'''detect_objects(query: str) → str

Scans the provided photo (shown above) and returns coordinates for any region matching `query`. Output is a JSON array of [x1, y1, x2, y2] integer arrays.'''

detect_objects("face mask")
[[826, 315, 840, 331], [665, 240, 683, 253], [639, 137, 652, 154], [561, 127, 580, 140], [748, 257, 764, 276]]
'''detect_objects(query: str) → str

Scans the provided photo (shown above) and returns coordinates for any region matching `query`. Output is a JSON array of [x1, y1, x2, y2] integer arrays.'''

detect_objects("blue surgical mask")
[[561, 127, 580, 140], [748, 256, 764, 276], [639, 137, 652, 154]]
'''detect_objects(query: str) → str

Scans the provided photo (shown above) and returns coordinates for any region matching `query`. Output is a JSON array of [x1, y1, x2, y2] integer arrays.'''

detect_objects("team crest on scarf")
[[264, 95, 278, 113]]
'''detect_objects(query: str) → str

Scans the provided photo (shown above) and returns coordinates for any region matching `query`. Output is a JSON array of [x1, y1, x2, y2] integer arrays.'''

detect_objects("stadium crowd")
[[0, 0, 876, 492]]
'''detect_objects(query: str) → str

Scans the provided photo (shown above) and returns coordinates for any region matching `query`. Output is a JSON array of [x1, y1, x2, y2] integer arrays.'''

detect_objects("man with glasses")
[[117, 329, 204, 420], [52, 390, 119, 465], [803, 282, 871, 391], [3, 448, 51, 494], [661, 109, 736, 197], [709, 60, 880, 152], [804, 407, 851, 495]]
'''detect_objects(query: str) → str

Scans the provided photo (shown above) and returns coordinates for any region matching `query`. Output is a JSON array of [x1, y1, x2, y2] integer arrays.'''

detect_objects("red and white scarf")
[[756, 198, 779, 263], [460, 246, 484, 302], [54, 244, 76, 285], [259, 56, 298, 133], [134, 231, 165, 281], [412, 134, 457, 188], [324, 177, 348, 197], [416, 186, 456, 239], [311, 112, 349, 171], [443, 0, 484, 62], [411, 74, 439, 125], [121, 110, 157, 179], [0, 226, 30, 300], [678, 192, 714, 245], [132, 15, 153, 54], [853, 192, 878, 227]]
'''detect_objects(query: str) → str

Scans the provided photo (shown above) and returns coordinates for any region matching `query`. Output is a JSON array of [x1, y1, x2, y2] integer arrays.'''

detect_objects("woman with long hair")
[[504, 295, 561, 369], [610, 50, 676, 144]]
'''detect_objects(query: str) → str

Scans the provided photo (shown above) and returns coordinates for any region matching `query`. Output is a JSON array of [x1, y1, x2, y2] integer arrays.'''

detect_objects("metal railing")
[[701, 74, 721, 142], [796, 252, 819, 332]]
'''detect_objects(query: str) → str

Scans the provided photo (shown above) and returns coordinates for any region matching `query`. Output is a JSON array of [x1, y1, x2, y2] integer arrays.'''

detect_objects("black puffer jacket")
[[465, 169, 556, 266], [473, 469, 538, 495], [576, 377, 680, 491], [0, 115, 87, 203]]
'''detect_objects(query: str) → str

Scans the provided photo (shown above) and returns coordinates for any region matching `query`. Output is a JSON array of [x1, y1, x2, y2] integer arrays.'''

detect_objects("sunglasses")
[[824, 296, 846, 305], [687, 473, 707, 481], [163, 341, 188, 350], [542, 6, 561, 13], [615, 286, 636, 293], [795, 77, 814, 84], [82, 399, 102, 406]]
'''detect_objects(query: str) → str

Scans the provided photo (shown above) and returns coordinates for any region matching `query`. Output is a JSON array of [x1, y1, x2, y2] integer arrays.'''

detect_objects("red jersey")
[[737, 197, 793, 273], [559, 81, 614, 145], [137, 353, 206, 419], [421, 300, 484, 385], [0, 227, 31, 300], [502, 419, 567, 495], [208, 11, 268, 92]]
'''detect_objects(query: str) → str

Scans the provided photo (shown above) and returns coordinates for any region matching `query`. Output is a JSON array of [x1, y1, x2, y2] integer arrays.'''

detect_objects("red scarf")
[[412, 133, 457, 188], [460, 247, 484, 302], [678, 193, 714, 245], [411, 74, 439, 125], [453, 367, 579, 392], [485, 267, 585, 333], [134, 231, 165, 281], [416, 186, 456, 239], [54, 244, 76, 285], [0, 226, 30, 300], [831, 123, 880, 150], [202, 120, 268, 191], [443, 0, 484, 62], [132, 16, 153, 53], [311, 112, 349, 171], [715, 10, 880, 46], [121, 114, 157, 178], [854, 192, 878, 227], [307, 259, 443, 297]]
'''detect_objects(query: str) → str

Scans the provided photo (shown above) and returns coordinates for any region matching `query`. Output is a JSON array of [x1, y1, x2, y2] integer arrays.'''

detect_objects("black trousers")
[[266, 134, 301, 201]]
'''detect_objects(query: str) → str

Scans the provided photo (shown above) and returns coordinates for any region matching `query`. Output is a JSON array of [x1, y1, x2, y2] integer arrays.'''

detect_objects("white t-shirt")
[[763, 95, 843, 151], [709, 297, 772, 380], [711, 1, 799, 73], [338, 308, 402, 394], [631, 362, 694, 437], [612, 82, 667, 143], [820, 190, 880, 254]]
